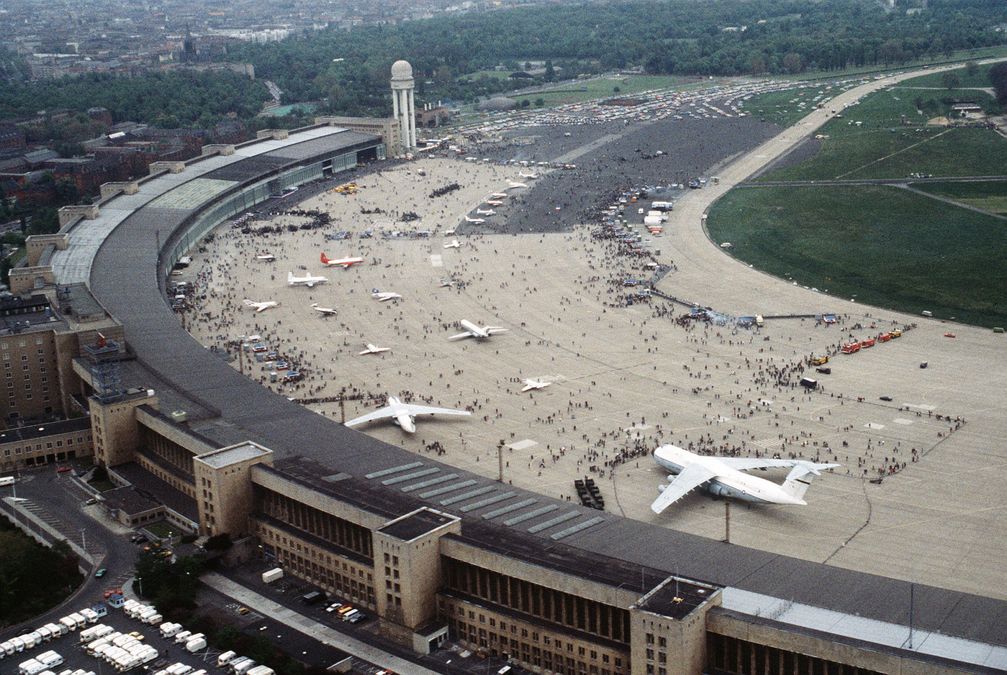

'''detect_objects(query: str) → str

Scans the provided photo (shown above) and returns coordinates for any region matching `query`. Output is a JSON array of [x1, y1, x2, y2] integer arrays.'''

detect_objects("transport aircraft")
[[521, 378, 551, 392], [518, 171, 539, 179], [359, 343, 391, 355], [371, 290, 402, 302], [320, 253, 365, 268], [448, 319, 508, 341], [311, 303, 337, 316], [476, 209, 496, 216], [256, 253, 276, 262], [464, 216, 485, 224], [345, 395, 470, 433], [243, 299, 279, 312], [288, 271, 328, 288], [443, 240, 461, 249], [651, 445, 838, 514], [507, 181, 529, 190]]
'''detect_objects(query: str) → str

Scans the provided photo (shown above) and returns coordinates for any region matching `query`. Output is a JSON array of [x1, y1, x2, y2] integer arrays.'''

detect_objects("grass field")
[[738, 84, 836, 126], [913, 180, 1007, 215], [707, 185, 1007, 327], [759, 86, 1007, 180], [898, 62, 998, 89], [517, 74, 693, 106]]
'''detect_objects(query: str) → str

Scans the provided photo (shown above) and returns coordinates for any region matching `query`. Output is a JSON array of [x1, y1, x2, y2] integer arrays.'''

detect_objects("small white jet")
[[490, 192, 508, 199], [507, 181, 528, 190], [485, 200, 504, 207], [439, 278, 454, 288], [521, 378, 551, 392], [243, 299, 279, 313], [288, 271, 328, 288], [518, 171, 539, 179], [320, 252, 365, 269], [650, 445, 839, 514], [371, 290, 402, 302], [345, 394, 471, 433], [359, 343, 391, 355], [311, 303, 337, 316], [448, 319, 508, 341], [255, 253, 276, 262], [476, 209, 496, 216], [444, 239, 461, 249], [464, 216, 485, 224]]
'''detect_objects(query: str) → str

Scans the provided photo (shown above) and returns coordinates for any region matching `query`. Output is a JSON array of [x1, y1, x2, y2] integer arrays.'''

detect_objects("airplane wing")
[[345, 406, 397, 427], [448, 332, 473, 341], [485, 327, 508, 335], [718, 458, 813, 471], [650, 464, 718, 514], [255, 305, 269, 313], [399, 404, 471, 417]]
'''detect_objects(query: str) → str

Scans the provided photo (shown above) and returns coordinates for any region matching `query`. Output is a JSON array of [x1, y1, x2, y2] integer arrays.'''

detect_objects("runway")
[[180, 70, 1007, 601]]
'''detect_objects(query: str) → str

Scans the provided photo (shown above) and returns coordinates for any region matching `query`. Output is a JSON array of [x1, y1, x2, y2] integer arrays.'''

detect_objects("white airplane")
[[444, 239, 461, 249], [507, 181, 528, 190], [518, 171, 539, 179], [371, 290, 402, 302], [439, 278, 454, 288], [311, 303, 337, 316], [359, 343, 391, 355], [345, 394, 470, 433], [255, 253, 276, 262], [490, 192, 508, 199], [320, 252, 365, 269], [448, 319, 508, 341], [650, 445, 839, 514], [464, 216, 485, 224], [243, 299, 279, 313], [476, 209, 496, 216], [288, 271, 328, 288], [521, 378, 551, 392], [485, 200, 504, 207]]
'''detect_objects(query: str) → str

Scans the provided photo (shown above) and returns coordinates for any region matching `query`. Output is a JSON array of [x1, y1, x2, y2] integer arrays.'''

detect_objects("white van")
[[216, 651, 236, 667]]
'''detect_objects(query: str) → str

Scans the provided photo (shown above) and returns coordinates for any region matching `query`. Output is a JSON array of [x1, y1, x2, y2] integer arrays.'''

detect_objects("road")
[[0, 466, 137, 640]]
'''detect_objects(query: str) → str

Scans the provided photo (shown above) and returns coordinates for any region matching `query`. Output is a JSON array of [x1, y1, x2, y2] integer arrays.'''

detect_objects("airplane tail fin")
[[287, 271, 294, 283], [320, 252, 329, 264], [781, 462, 837, 501]]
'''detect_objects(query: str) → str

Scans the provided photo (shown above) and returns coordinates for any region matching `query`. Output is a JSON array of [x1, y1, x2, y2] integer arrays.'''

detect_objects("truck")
[[261, 568, 284, 584], [35, 650, 63, 668], [0, 476, 15, 486], [185, 637, 207, 653], [643, 215, 665, 228], [650, 201, 673, 211], [159, 622, 180, 639], [300, 590, 325, 605], [18, 657, 46, 675], [232, 659, 257, 675]]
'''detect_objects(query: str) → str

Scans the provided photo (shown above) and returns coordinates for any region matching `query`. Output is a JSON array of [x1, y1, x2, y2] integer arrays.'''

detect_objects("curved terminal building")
[[7, 121, 1005, 674]]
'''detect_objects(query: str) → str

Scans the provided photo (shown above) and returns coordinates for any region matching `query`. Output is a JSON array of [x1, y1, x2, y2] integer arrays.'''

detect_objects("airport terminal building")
[[7, 122, 1005, 674]]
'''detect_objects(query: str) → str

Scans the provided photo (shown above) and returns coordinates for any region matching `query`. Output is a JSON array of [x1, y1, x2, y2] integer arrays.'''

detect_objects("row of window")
[[2, 435, 87, 457]]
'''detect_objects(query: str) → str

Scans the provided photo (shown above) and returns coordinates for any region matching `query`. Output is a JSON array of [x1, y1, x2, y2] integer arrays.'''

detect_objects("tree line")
[[227, 0, 1007, 114]]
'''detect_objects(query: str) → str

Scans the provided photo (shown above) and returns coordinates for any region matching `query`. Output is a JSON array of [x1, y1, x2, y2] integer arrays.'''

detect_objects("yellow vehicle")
[[810, 356, 829, 366], [890, 329, 902, 338]]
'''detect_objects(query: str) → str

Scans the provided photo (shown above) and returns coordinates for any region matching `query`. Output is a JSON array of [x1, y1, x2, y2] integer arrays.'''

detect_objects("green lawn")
[[707, 185, 1007, 327], [759, 87, 1006, 181], [897, 62, 998, 89], [739, 85, 834, 127], [511, 74, 694, 107], [913, 180, 1007, 215]]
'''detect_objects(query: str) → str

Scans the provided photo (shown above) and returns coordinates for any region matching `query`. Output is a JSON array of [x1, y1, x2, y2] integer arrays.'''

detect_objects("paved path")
[[202, 572, 441, 675]]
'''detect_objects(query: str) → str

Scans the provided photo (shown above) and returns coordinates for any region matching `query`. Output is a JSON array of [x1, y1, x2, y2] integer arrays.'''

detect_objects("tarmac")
[[181, 71, 1007, 602]]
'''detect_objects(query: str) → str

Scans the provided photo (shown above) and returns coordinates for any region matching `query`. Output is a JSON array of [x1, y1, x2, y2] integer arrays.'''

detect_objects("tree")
[[941, 72, 961, 90], [534, 98, 545, 107], [989, 62, 1007, 105], [544, 60, 555, 82], [520, 99, 530, 108], [782, 52, 803, 74]]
